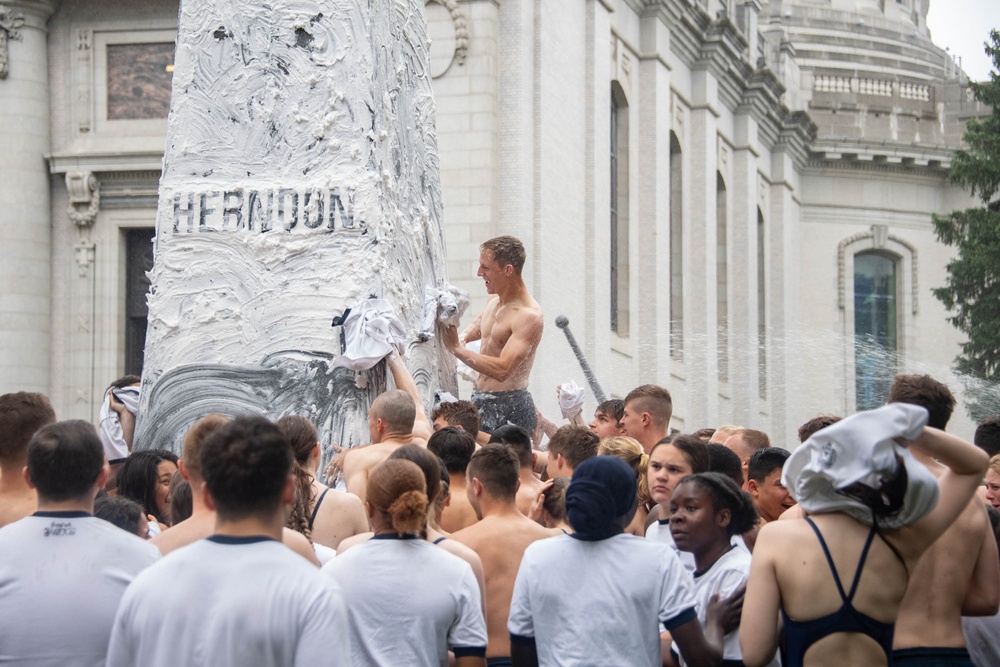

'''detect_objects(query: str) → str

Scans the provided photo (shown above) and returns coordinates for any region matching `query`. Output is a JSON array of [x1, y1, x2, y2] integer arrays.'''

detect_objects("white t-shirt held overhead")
[[323, 535, 487, 667], [508, 532, 698, 667], [0, 511, 161, 667], [107, 535, 349, 667]]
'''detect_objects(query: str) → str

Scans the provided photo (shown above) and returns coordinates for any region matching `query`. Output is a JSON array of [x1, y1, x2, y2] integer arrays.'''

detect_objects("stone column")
[[0, 0, 57, 395]]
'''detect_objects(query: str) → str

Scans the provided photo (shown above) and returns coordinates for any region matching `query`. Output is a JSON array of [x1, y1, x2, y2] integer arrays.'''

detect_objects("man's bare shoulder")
[[345, 443, 398, 467], [453, 513, 554, 548]]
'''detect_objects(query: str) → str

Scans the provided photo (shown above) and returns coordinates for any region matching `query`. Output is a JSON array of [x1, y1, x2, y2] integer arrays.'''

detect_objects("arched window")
[[854, 252, 898, 409], [669, 132, 683, 359], [717, 172, 728, 382], [610, 82, 629, 336], [757, 208, 766, 399]]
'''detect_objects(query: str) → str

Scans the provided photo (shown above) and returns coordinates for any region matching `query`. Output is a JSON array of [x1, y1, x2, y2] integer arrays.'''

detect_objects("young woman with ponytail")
[[599, 436, 652, 535]]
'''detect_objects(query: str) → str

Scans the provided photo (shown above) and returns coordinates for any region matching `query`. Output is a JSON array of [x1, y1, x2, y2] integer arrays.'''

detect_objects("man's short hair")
[[94, 495, 144, 535], [595, 399, 625, 424], [27, 420, 105, 502], [481, 235, 526, 274], [623, 385, 673, 429], [0, 392, 56, 464], [547, 426, 600, 470], [109, 375, 141, 390], [739, 429, 771, 452], [708, 443, 744, 487], [747, 447, 791, 484], [431, 400, 481, 435], [468, 445, 519, 502], [798, 414, 842, 443], [427, 426, 477, 474], [372, 390, 417, 434], [975, 417, 1000, 458], [489, 424, 533, 468], [200, 416, 293, 521], [887, 374, 956, 430], [693, 428, 717, 441], [181, 414, 230, 484]]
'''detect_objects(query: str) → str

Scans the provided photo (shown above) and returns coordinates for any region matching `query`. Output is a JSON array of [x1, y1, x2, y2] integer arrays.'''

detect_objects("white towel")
[[558, 381, 585, 419], [418, 285, 471, 342], [783, 403, 939, 529], [332, 299, 407, 372], [98, 385, 140, 463]]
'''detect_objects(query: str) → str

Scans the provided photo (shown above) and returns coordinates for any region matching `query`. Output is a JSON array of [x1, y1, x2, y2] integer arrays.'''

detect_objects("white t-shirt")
[[673, 546, 778, 667], [107, 535, 349, 667], [645, 518, 697, 571], [323, 535, 486, 666], [0, 511, 160, 667], [508, 532, 698, 667]]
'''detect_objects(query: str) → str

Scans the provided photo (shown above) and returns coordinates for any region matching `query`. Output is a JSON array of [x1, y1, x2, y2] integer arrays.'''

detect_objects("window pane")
[[854, 253, 897, 410], [108, 43, 175, 120]]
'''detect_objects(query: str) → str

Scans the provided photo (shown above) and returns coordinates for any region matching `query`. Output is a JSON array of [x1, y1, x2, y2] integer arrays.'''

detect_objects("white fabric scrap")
[[558, 381, 586, 419], [783, 403, 939, 530], [332, 299, 407, 372], [98, 385, 140, 462], [436, 392, 459, 405], [418, 285, 470, 342]]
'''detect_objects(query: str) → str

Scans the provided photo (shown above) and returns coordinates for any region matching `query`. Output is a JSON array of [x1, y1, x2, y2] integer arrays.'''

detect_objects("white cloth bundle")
[[332, 299, 407, 372], [98, 385, 140, 463], [418, 285, 470, 342], [783, 403, 939, 529], [558, 381, 586, 419]]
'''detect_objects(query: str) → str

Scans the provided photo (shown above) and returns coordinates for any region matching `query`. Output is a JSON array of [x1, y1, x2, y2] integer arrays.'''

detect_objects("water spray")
[[555, 315, 607, 404]]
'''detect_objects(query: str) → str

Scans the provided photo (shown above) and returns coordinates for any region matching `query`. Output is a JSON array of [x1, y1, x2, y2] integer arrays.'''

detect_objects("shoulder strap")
[[845, 524, 879, 602], [805, 517, 850, 602], [308, 487, 330, 530]]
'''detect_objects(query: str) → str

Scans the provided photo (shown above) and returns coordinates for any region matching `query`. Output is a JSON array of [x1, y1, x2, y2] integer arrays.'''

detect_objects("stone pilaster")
[[0, 0, 58, 394]]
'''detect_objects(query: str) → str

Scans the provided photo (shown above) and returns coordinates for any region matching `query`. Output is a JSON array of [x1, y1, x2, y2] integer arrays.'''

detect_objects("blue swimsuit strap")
[[804, 517, 878, 603]]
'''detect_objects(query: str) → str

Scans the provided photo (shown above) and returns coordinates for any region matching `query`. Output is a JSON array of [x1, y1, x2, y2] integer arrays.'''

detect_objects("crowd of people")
[[1, 236, 999, 667]]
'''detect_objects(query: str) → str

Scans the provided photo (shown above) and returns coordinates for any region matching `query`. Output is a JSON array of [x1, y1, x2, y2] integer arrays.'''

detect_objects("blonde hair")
[[989, 454, 1000, 477], [713, 425, 743, 440], [367, 459, 428, 536], [599, 436, 651, 506]]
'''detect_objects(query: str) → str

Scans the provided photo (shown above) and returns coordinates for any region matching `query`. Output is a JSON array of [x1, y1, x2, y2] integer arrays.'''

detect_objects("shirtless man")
[[0, 392, 55, 528], [340, 350, 433, 502], [443, 236, 544, 434], [429, 426, 480, 533], [889, 375, 1000, 667], [152, 414, 319, 565], [452, 445, 556, 666], [488, 424, 545, 516]]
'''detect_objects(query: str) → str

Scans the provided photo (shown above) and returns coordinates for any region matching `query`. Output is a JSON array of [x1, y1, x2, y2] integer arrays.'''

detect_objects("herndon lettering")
[[172, 187, 365, 234]]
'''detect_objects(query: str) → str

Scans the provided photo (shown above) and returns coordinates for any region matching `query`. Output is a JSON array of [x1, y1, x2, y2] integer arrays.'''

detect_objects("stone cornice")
[[47, 151, 165, 175], [775, 111, 816, 170]]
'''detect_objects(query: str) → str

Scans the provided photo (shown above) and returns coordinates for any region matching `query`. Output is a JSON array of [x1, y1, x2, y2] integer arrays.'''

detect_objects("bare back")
[[749, 515, 910, 667], [343, 442, 403, 501], [451, 512, 556, 658], [308, 480, 369, 550], [514, 472, 544, 516], [477, 295, 543, 392], [893, 497, 994, 649]]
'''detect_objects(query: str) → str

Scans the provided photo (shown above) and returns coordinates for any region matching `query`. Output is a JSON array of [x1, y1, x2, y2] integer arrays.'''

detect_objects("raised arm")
[[960, 503, 1000, 616], [444, 310, 543, 383], [461, 312, 484, 345], [385, 350, 431, 442], [903, 427, 990, 558]]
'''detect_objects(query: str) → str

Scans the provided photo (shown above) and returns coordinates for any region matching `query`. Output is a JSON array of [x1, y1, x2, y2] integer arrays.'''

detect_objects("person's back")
[[0, 420, 160, 667], [108, 416, 349, 667], [750, 513, 909, 667], [487, 425, 544, 518], [307, 479, 368, 548], [451, 445, 556, 661]]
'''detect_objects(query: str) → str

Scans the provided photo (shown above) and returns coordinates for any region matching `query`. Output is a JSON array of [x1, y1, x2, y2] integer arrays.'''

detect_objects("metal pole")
[[555, 315, 607, 404]]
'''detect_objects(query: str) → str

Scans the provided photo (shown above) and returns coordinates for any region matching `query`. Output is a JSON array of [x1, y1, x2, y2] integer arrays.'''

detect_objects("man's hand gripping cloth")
[[332, 299, 407, 372], [557, 381, 585, 420], [782, 403, 939, 530], [99, 385, 140, 463], [418, 285, 470, 342]]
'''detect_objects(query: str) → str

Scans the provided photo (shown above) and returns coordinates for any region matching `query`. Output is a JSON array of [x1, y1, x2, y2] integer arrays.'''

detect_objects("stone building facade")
[[0, 0, 991, 443]]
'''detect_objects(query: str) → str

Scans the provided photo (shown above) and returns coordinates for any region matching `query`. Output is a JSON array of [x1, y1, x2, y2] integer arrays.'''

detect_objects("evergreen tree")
[[933, 29, 1000, 422]]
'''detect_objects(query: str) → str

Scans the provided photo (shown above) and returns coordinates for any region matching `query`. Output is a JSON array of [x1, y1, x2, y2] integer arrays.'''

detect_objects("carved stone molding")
[[837, 228, 919, 315], [425, 0, 468, 78], [74, 241, 96, 277], [66, 171, 101, 227], [0, 4, 25, 80]]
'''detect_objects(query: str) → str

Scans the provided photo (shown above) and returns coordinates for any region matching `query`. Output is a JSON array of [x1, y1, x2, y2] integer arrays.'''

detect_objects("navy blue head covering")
[[565, 456, 638, 541]]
